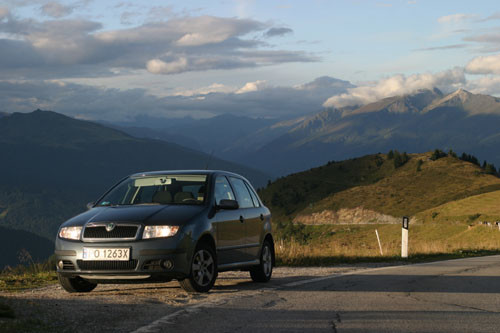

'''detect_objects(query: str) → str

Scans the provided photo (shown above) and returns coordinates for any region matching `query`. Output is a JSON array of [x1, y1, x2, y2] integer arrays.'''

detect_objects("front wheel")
[[179, 242, 218, 293], [250, 240, 273, 282], [58, 273, 97, 293]]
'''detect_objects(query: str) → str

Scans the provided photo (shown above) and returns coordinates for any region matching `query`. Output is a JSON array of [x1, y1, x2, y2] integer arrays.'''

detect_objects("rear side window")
[[214, 176, 235, 204], [245, 182, 261, 207], [229, 177, 254, 209]]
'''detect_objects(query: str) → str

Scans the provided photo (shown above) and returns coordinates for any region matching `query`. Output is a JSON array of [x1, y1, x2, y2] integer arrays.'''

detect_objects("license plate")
[[82, 248, 130, 261]]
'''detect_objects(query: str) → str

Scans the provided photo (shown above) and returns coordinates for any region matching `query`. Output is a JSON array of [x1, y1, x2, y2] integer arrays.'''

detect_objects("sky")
[[2, 0, 500, 121]]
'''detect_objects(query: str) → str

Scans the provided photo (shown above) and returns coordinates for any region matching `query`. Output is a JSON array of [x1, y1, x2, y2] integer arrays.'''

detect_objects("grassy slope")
[[416, 190, 500, 224], [259, 153, 395, 219], [262, 152, 500, 222]]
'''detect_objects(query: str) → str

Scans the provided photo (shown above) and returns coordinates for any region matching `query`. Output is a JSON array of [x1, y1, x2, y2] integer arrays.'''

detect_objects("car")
[[55, 170, 274, 293]]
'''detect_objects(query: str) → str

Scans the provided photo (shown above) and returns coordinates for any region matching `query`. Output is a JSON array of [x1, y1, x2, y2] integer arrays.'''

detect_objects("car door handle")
[[260, 214, 264, 221], [239, 216, 244, 223]]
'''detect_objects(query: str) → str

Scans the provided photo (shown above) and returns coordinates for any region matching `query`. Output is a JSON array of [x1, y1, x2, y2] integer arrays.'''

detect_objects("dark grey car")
[[55, 170, 274, 293]]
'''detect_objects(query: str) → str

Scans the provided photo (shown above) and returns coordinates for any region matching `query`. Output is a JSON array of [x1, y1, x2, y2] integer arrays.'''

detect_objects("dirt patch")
[[294, 207, 400, 225]]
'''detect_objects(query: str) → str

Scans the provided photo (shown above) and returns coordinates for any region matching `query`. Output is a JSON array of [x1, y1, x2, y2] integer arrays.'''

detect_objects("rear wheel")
[[250, 240, 273, 282], [58, 273, 97, 293], [179, 242, 218, 292]]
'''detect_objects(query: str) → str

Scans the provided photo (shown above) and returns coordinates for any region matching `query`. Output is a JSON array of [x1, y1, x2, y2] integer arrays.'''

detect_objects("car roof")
[[129, 170, 244, 179]]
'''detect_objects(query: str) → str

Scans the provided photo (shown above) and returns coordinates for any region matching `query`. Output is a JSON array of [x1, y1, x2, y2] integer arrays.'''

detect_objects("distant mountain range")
[[0, 110, 270, 268], [111, 88, 500, 176]]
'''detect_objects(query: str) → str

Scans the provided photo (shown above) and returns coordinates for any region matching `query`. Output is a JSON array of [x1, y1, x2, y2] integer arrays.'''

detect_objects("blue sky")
[[1, 0, 500, 120]]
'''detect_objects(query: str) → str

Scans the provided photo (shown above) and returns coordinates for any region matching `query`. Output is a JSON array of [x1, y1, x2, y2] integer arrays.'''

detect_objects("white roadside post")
[[402, 216, 409, 258]]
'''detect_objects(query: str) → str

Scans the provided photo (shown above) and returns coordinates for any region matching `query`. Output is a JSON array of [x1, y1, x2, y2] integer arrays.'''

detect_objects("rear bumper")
[[55, 235, 193, 282]]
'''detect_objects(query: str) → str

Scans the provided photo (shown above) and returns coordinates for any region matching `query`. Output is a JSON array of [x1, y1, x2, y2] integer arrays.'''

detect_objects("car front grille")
[[83, 225, 139, 239], [77, 260, 138, 271]]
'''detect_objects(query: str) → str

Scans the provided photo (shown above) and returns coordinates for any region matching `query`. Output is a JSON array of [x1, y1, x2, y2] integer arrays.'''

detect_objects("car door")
[[213, 175, 246, 265], [228, 176, 262, 261]]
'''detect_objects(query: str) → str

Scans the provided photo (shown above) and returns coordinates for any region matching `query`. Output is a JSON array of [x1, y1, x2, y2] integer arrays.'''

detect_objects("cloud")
[[437, 13, 475, 24], [0, 76, 354, 120], [479, 12, 500, 22], [465, 54, 500, 75], [415, 44, 467, 51], [173, 83, 235, 97], [236, 80, 267, 94], [120, 11, 137, 25], [0, 7, 9, 20], [264, 27, 293, 37], [323, 68, 466, 108], [465, 76, 500, 95], [40, 2, 74, 18], [146, 57, 188, 74], [0, 14, 317, 79]]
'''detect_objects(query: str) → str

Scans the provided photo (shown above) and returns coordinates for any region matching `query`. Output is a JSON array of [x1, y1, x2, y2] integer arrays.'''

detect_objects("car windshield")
[[97, 174, 208, 206]]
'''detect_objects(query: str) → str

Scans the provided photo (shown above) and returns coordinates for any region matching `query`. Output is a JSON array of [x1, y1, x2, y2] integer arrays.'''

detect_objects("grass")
[[0, 271, 58, 292], [416, 190, 500, 224], [0, 256, 58, 292], [297, 154, 500, 219], [274, 223, 500, 266]]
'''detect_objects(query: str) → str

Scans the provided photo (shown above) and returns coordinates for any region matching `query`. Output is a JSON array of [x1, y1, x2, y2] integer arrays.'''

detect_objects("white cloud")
[[465, 54, 500, 75], [146, 57, 188, 74], [437, 13, 475, 24], [173, 83, 236, 97], [323, 68, 465, 108], [465, 76, 500, 95], [236, 80, 267, 94], [0, 14, 316, 78]]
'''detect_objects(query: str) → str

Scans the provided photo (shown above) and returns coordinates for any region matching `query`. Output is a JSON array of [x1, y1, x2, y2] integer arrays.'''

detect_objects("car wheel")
[[250, 240, 273, 283], [179, 242, 218, 293], [58, 273, 97, 293]]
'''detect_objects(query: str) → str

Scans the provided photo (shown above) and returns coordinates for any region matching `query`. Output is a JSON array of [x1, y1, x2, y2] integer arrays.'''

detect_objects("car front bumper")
[[55, 234, 194, 283]]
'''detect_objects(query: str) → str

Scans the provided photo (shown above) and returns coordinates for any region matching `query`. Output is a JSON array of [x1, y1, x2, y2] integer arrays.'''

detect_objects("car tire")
[[250, 240, 273, 283], [179, 242, 218, 293], [58, 273, 97, 293]]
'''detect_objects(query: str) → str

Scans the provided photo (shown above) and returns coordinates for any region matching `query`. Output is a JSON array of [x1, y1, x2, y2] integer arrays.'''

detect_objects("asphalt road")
[[134, 255, 500, 333]]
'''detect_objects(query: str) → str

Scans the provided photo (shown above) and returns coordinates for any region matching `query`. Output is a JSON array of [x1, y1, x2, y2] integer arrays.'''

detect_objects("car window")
[[245, 181, 261, 207], [229, 177, 254, 209], [214, 176, 235, 204], [97, 175, 207, 206]]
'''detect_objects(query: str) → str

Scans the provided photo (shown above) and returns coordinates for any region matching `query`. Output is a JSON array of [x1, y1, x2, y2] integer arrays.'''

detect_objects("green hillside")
[[260, 152, 500, 224], [415, 190, 500, 224]]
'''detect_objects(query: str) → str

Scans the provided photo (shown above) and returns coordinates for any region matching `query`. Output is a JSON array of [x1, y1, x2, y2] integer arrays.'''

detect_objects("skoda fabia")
[[55, 170, 274, 293]]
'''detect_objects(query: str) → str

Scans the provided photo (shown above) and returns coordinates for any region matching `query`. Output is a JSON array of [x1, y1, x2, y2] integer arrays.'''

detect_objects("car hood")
[[61, 204, 207, 227]]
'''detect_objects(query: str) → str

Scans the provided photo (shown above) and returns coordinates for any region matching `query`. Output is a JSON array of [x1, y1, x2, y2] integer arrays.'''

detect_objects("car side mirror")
[[86, 202, 95, 210], [216, 199, 239, 210]]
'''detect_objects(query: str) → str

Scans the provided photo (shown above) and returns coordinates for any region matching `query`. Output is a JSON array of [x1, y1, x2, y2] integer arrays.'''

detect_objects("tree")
[[485, 163, 497, 175], [430, 149, 446, 161], [387, 150, 394, 159]]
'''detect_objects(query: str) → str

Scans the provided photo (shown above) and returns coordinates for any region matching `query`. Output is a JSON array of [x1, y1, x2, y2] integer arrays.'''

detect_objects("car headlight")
[[143, 225, 179, 239], [59, 226, 82, 240]]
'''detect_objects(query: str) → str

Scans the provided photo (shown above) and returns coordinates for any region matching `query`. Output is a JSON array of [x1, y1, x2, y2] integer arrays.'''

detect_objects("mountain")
[[109, 125, 203, 151], [239, 89, 500, 175], [259, 152, 500, 225], [0, 226, 54, 269], [0, 110, 271, 244], [110, 113, 277, 156]]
